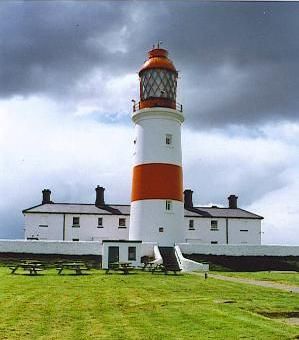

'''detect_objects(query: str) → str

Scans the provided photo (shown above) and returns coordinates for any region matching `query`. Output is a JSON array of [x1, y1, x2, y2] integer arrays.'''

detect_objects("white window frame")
[[72, 217, 80, 228], [97, 217, 103, 228], [189, 219, 195, 230], [118, 218, 126, 228], [210, 220, 218, 231], [165, 134, 172, 145], [165, 200, 172, 211]]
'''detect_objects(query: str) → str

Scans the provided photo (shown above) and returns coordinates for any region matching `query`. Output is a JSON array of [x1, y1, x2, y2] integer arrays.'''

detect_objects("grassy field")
[[214, 271, 299, 286], [0, 267, 298, 340]]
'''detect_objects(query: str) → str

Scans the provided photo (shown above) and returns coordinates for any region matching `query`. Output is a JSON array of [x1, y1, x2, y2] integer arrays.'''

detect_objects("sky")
[[0, 1, 298, 244]]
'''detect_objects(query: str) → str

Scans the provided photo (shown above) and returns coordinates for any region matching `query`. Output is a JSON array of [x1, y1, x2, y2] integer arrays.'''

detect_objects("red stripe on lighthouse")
[[131, 163, 183, 202]]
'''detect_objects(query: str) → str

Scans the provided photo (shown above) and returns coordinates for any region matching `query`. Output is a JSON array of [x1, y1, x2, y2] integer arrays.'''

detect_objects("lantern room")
[[137, 46, 179, 110]]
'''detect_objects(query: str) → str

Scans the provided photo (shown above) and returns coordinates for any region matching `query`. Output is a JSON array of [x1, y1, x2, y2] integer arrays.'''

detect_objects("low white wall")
[[178, 243, 299, 257], [141, 242, 157, 257], [0, 239, 102, 255], [175, 246, 209, 272]]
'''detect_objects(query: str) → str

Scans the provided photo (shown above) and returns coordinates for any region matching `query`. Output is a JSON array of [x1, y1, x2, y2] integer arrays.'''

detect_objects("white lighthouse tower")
[[129, 45, 185, 245]]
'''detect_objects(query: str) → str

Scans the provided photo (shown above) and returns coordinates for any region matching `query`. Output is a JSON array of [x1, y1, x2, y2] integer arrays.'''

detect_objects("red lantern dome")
[[138, 47, 178, 110]]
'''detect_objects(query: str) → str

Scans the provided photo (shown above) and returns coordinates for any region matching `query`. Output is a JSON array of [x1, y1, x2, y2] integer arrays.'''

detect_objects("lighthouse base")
[[129, 200, 185, 246]]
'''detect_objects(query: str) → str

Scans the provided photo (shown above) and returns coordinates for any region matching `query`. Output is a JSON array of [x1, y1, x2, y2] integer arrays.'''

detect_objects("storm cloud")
[[0, 1, 298, 127]]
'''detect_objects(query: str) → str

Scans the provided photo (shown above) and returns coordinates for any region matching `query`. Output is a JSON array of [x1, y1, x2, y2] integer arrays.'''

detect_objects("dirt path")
[[194, 273, 299, 293]]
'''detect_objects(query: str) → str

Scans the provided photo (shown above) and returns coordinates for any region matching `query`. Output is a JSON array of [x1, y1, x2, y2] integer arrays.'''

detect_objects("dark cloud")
[[1, 1, 299, 127]]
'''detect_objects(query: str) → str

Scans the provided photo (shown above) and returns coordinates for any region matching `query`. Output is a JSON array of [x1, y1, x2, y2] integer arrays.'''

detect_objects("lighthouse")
[[129, 45, 185, 245]]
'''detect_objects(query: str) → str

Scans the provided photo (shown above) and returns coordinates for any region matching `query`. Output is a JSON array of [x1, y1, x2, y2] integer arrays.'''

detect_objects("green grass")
[[213, 271, 299, 286], [0, 267, 298, 339]]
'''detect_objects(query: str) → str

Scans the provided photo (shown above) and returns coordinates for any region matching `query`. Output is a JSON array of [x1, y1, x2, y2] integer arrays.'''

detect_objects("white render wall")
[[133, 109, 183, 166], [24, 213, 129, 242], [24, 212, 262, 245], [130, 200, 185, 245], [0, 240, 102, 255], [1, 240, 297, 257], [184, 217, 261, 244], [178, 243, 299, 256]]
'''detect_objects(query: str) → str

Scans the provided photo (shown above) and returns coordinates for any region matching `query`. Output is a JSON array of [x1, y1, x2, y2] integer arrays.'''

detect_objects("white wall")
[[178, 243, 299, 256], [0, 239, 102, 255], [184, 217, 261, 245], [24, 213, 64, 240], [228, 219, 261, 244], [133, 109, 183, 166], [130, 200, 185, 245], [24, 213, 129, 242], [24, 212, 261, 245]]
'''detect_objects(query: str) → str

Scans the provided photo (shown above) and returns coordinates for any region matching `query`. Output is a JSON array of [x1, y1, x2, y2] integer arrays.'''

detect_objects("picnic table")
[[140, 261, 156, 271], [105, 261, 134, 275], [56, 262, 90, 275], [9, 261, 44, 275]]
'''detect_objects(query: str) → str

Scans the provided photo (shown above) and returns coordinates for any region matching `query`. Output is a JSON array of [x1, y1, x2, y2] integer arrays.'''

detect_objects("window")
[[211, 241, 218, 244], [165, 200, 172, 211], [165, 134, 172, 145], [159, 227, 164, 232], [97, 217, 103, 228], [128, 247, 136, 261], [140, 69, 177, 101], [72, 238, 79, 242], [189, 220, 195, 230], [119, 218, 126, 228], [210, 220, 218, 231], [72, 217, 80, 227]]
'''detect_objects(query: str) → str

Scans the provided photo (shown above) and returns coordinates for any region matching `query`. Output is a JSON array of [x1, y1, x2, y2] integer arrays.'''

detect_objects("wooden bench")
[[56, 262, 90, 275], [105, 262, 134, 275], [9, 263, 44, 275], [151, 264, 181, 275]]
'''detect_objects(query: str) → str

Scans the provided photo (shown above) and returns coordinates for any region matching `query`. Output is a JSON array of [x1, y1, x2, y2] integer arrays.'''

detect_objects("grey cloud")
[[1, 1, 299, 127], [0, 1, 132, 97]]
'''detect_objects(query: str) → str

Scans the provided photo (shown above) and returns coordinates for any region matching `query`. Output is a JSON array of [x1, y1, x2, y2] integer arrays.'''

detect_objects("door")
[[108, 246, 119, 266]]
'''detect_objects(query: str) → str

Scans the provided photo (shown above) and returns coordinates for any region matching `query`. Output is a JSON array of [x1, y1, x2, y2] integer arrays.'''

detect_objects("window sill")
[[72, 225, 80, 228], [210, 229, 219, 231], [97, 226, 104, 228], [118, 226, 127, 229], [188, 228, 195, 231]]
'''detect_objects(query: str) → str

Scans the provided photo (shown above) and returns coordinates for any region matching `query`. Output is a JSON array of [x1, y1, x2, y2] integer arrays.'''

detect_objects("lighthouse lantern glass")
[[140, 69, 177, 101]]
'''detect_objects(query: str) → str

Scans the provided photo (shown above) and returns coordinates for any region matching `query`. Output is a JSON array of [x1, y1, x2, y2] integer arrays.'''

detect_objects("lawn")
[[0, 267, 298, 339], [214, 271, 299, 287]]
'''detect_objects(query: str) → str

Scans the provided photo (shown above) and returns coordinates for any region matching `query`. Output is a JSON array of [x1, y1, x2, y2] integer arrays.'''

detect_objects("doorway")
[[108, 246, 119, 265]]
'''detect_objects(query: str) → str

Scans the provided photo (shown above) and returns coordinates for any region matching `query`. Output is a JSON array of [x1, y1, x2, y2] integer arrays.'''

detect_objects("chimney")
[[184, 189, 194, 208], [95, 186, 105, 206], [228, 194, 238, 209], [42, 189, 53, 204]]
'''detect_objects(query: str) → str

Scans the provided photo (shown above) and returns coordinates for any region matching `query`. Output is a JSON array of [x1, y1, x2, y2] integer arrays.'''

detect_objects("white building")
[[23, 187, 263, 245]]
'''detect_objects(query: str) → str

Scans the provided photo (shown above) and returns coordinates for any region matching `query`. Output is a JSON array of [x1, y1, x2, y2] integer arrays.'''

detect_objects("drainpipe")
[[225, 218, 229, 244], [63, 213, 66, 240]]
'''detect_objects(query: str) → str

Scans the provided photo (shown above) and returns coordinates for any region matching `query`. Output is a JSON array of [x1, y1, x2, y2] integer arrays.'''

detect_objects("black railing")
[[132, 101, 183, 112]]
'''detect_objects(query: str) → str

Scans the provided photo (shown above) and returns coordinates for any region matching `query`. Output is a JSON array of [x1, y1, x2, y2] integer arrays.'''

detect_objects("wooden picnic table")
[[56, 262, 90, 275], [106, 261, 133, 275], [9, 262, 44, 275], [141, 261, 157, 271]]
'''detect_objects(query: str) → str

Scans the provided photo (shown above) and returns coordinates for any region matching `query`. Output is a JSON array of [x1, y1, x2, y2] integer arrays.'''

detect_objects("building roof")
[[22, 203, 131, 215], [184, 206, 263, 219], [23, 203, 263, 219]]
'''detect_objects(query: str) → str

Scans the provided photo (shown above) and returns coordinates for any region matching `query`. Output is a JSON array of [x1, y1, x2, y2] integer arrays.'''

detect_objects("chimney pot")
[[184, 189, 194, 209], [42, 189, 53, 204], [228, 194, 238, 209], [95, 186, 105, 206]]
